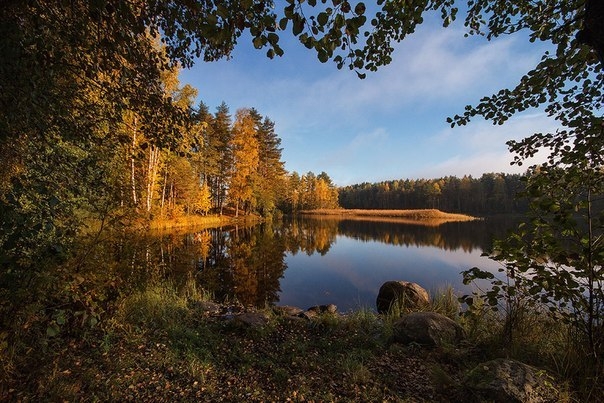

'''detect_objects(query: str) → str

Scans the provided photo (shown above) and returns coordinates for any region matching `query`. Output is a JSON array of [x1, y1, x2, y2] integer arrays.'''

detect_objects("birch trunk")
[[130, 116, 138, 206]]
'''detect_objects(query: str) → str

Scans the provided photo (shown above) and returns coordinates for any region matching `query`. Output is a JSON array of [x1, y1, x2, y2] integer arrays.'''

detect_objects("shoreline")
[[147, 214, 256, 231], [298, 208, 477, 223]]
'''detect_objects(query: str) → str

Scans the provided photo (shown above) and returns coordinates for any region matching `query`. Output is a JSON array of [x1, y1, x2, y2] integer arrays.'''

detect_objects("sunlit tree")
[[229, 109, 260, 217]]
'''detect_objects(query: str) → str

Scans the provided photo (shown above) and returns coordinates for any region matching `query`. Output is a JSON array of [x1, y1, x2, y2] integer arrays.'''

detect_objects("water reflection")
[[105, 216, 516, 312]]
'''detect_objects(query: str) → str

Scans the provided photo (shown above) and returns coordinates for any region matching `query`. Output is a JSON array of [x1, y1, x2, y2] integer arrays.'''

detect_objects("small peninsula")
[[299, 209, 477, 225]]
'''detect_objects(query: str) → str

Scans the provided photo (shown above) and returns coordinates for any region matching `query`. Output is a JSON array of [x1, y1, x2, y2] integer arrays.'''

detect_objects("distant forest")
[[338, 173, 528, 215]]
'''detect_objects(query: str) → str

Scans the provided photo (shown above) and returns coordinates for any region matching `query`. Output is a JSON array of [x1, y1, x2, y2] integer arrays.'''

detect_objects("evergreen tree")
[[211, 102, 233, 215], [251, 109, 286, 216]]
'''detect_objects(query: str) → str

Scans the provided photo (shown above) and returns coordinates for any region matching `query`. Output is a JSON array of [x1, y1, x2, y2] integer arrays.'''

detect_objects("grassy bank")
[[148, 214, 236, 231], [3, 277, 598, 401], [300, 208, 477, 225], [148, 211, 262, 231], [0, 280, 462, 401]]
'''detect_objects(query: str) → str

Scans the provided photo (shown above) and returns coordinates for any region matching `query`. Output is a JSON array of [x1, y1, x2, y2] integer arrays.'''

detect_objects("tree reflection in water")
[[108, 216, 517, 311]]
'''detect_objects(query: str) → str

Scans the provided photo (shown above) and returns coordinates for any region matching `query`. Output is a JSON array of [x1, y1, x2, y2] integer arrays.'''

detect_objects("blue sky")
[[181, 14, 557, 186]]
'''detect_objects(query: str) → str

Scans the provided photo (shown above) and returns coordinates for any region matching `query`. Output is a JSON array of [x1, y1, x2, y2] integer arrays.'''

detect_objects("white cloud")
[[416, 113, 559, 178], [183, 17, 555, 186], [327, 128, 389, 161], [432, 112, 559, 150]]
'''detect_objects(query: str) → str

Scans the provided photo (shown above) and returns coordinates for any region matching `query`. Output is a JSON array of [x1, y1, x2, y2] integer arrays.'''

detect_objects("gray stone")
[[189, 300, 222, 315], [376, 281, 430, 314], [307, 304, 338, 314], [392, 311, 465, 347], [463, 359, 559, 403], [300, 310, 319, 321], [234, 312, 270, 327], [273, 305, 304, 317]]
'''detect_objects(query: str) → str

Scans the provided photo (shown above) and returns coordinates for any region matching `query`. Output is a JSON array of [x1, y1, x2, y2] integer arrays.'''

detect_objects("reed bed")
[[300, 208, 477, 223]]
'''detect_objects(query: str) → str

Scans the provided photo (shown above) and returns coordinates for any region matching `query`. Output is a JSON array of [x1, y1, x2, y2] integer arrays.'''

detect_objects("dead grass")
[[300, 209, 477, 225], [148, 213, 262, 231]]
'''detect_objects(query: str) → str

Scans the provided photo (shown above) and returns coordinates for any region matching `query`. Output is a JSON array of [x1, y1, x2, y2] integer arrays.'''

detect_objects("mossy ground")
[[0, 281, 471, 402], [0, 275, 598, 402]]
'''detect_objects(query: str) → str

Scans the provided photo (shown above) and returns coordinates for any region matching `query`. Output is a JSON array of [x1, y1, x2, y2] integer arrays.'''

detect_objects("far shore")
[[124, 208, 477, 233], [298, 208, 478, 225]]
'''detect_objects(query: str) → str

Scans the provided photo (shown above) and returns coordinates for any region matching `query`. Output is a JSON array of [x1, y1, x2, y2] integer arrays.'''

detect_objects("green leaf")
[[56, 311, 66, 325], [46, 324, 60, 337], [267, 33, 279, 44], [317, 12, 329, 26], [318, 49, 329, 63], [354, 2, 366, 15], [293, 16, 305, 36], [253, 36, 264, 49], [279, 17, 288, 30]]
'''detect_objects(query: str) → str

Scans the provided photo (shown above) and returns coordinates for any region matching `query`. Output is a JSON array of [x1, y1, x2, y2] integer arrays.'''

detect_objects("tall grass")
[[148, 214, 233, 230], [459, 294, 602, 399], [300, 208, 477, 223], [112, 276, 211, 333], [429, 286, 462, 319]]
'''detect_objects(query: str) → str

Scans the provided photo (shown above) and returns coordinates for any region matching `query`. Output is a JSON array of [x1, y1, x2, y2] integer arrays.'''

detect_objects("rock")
[[307, 304, 338, 314], [376, 281, 430, 314], [298, 305, 337, 321], [392, 312, 465, 347], [233, 312, 270, 327], [188, 300, 222, 315], [273, 305, 304, 317], [300, 310, 319, 321], [463, 359, 559, 403]]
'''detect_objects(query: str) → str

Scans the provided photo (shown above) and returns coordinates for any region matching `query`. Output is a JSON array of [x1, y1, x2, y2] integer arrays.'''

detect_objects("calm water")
[[110, 216, 517, 312]]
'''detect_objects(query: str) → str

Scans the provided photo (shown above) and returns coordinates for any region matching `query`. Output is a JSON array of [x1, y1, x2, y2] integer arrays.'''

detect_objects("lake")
[[108, 215, 518, 312]]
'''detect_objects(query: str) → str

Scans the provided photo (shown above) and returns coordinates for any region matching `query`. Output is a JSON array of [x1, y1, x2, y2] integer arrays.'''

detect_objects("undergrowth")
[[2, 275, 600, 401]]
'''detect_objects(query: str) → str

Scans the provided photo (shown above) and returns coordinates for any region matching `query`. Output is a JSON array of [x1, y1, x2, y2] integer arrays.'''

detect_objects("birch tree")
[[229, 109, 260, 217]]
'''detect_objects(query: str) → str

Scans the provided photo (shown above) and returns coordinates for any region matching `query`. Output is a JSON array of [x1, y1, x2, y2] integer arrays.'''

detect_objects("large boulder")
[[376, 281, 430, 314], [391, 311, 465, 347], [463, 359, 559, 403], [234, 311, 270, 327]]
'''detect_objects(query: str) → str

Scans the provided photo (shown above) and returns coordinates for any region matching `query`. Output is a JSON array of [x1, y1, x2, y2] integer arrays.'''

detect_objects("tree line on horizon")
[[338, 173, 528, 215]]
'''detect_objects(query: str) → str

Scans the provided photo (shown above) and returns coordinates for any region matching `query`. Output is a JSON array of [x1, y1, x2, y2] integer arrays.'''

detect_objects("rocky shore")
[[2, 280, 564, 402]]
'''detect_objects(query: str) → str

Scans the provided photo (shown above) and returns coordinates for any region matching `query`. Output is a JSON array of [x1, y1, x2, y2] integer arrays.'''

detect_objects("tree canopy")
[[1, 1, 603, 394], [2, 0, 602, 270]]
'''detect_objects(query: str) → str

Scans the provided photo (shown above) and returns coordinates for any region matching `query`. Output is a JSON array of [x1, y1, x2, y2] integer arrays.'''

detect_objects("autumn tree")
[[195, 182, 213, 216], [229, 109, 260, 217], [280, 171, 339, 211], [4, 0, 601, 270], [281, 172, 303, 213], [316, 172, 340, 209], [1, 2, 186, 271]]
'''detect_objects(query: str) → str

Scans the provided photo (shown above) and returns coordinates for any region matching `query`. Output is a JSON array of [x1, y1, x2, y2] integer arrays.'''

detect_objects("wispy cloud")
[[415, 113, 559, 178], [323, 128, 389, 164], [182, 18, 553, 186]]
